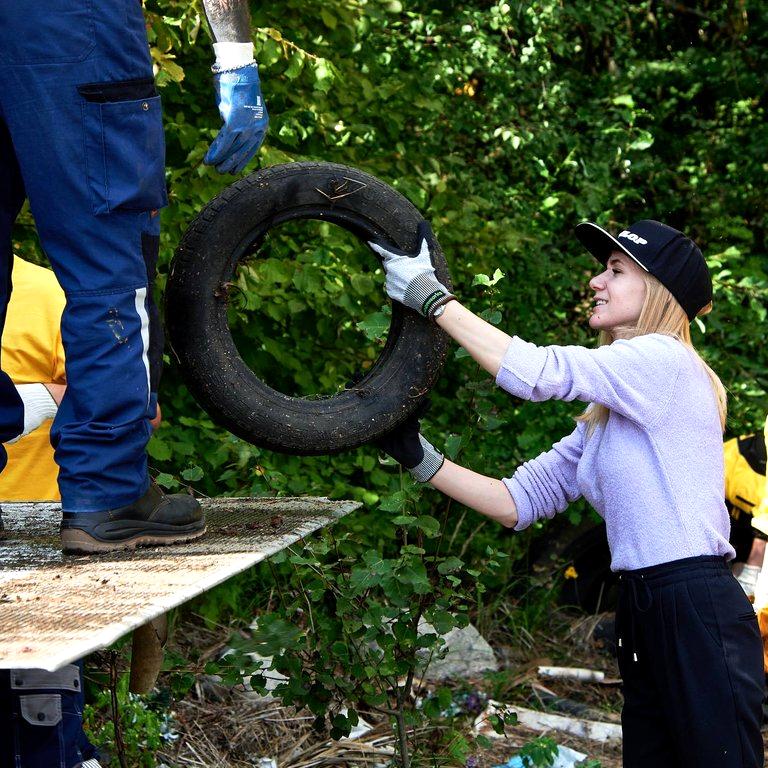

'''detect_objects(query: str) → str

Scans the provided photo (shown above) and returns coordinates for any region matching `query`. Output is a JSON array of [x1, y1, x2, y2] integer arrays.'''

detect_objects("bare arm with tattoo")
[[201, 0, 251, 43]]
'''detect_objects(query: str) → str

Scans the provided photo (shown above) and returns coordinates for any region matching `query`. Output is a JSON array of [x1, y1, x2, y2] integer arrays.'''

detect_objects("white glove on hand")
[[736, 563, 761, 600], [7, 383, 58, 444], [368, 222, 454, 320]]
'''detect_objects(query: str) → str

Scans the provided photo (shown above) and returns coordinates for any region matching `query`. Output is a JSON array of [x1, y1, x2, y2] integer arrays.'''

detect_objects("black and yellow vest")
[[724, 433, 767, 531]]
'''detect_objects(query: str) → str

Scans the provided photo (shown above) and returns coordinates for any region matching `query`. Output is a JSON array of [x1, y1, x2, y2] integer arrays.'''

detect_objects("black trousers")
[[616, 555, 765, 768]]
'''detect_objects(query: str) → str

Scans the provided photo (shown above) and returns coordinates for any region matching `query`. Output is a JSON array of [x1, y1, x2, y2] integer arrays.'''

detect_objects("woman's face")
[[588, 251, 647, 337]]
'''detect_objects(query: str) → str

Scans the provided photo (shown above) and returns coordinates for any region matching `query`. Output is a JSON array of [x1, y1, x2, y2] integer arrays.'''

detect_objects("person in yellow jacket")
[[745, 420, 768, 591], [0, 257, 67, 501], [723, 423, 768, 598], [752, 415, 768, 537]]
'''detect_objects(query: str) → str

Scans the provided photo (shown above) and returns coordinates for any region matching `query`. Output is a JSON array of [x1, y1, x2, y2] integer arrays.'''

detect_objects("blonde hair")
[[576, 271, 726, 434]]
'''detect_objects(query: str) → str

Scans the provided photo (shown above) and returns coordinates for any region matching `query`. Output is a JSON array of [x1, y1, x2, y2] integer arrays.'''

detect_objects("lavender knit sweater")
[[496, 333, 734, 571]]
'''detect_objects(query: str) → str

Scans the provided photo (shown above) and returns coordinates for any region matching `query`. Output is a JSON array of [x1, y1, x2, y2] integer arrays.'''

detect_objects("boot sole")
[[61, 525, 207, 555]]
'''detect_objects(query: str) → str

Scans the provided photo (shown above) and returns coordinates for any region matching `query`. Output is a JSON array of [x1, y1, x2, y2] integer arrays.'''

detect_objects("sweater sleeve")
[[503, 424, 584, 531], [495, 333, 683, 426]]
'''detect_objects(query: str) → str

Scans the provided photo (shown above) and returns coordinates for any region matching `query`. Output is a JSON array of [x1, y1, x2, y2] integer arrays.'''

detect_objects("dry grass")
[[152, 610, 626, 768], [148, 607, 768, 768]]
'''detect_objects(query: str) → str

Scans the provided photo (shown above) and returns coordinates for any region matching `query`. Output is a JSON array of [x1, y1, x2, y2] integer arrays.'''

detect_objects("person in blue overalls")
[[0, 2, 268, 766], [0, 0, 268, 559]]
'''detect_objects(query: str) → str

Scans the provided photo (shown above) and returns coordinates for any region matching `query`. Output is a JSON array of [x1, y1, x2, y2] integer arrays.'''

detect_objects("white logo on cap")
[[618, 230, 648, 245]]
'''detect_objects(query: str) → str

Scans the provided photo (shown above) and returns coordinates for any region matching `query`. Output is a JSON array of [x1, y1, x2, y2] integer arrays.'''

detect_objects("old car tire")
[[165, 162, 452, 455]]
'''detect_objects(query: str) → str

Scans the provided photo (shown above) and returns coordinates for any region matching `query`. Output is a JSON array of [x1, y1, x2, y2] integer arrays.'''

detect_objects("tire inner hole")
[[228, 218, 389, 399]]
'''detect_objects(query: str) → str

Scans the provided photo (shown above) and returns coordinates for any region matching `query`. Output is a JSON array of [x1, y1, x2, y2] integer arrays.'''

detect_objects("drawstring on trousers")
[[618, 573, 653, 662]]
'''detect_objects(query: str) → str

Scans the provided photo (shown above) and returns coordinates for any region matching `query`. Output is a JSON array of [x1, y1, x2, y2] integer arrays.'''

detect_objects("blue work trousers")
[[0, 662, 98, 768], [0, 1, 168, 511]]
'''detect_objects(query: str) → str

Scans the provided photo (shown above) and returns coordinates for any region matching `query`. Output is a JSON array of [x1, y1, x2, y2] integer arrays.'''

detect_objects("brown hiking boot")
[[60, 481, 205, 555]]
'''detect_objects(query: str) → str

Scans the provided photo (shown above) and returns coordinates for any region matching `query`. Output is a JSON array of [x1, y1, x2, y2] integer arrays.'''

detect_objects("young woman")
[[369, 219, 765, 768]]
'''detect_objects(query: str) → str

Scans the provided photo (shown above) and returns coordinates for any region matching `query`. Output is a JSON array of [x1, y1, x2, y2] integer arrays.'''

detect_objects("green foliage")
[[213, 484, 509, 765], [142, 0, 765, 527], [10, 5, 768, 759], [13, 0, 765, 523], [83, 672, 173, 767], [518, 736, 558, 767]]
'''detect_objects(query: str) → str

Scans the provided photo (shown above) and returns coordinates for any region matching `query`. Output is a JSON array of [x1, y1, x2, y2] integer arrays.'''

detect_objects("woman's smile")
[[588, 251, 647, 336]]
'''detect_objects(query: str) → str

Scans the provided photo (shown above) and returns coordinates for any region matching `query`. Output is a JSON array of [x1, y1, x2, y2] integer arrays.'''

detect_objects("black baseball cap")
[[574, 219, 712, 321]]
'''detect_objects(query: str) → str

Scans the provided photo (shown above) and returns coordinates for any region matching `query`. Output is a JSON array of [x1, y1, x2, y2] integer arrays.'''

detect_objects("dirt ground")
[[151, 609, 765, 768]]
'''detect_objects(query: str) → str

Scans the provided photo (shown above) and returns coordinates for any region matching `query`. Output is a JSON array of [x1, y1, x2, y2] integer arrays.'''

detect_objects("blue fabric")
[[0, 661, 98, 768], [0, 0, 164, 511], [205, 63, 269, 174]]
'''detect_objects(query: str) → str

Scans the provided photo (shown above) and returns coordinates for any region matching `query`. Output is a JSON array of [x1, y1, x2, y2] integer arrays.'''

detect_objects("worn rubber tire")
[[165, 161, 452, 455]]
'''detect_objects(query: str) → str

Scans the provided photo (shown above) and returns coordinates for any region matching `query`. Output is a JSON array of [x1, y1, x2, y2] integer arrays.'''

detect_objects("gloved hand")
[[736, 563, 761, 600], [205, 63, 269, 175], [368, 222, 454, 320], [7, 384, 58, 444], [376, 410, 444, 483]]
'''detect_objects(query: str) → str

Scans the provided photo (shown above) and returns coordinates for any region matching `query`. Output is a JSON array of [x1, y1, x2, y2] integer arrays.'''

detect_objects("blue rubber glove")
[[205, 63, 269, 175]]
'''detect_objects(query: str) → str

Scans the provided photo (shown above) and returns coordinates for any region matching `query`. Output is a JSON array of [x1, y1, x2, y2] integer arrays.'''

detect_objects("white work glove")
[[736, 564, 761, 600], [7, 384, 58, 444], [368, 222, 454, 320]]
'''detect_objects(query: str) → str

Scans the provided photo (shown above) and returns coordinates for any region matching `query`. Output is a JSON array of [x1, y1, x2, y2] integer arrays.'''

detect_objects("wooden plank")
[[0, 497, 359, 671]]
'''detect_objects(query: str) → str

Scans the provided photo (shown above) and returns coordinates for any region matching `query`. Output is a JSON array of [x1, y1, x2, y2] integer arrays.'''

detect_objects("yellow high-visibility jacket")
[[0, 258, 66, 501], [751, 417, 768, 535], [723, 425, 768, 536]]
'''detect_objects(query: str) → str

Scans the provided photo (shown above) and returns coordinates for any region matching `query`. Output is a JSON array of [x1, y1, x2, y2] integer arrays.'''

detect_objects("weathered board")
[[0, 497, 359, 671]]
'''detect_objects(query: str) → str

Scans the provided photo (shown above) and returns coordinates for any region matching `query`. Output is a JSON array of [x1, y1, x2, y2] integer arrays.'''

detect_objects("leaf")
[[379, 492, 408, 512], [147, 437, 172, 461], [350, 553, 391, 593], [250, 615, 303, 656], [428, 609, 458, 634], [320, 8, 337, 29], [160, 58, 185, 83], [350, 273, 375, 295], [414, 515, 441, 537], [472, 270, 505, 288], [437, 556, 464, 574], [154, 472, 179, 490], [628, 130, 654, 151], [542, 195, 559, 209], [313, 59, 336, 92], [356, 311, 390, 341], [612, 94, 635, 108], [443, 433, 462, 460], [284, 52, 305, 80], [479, 309, 502, 325], [181, 465, 203, 481], [400, 544, 426, 555]]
